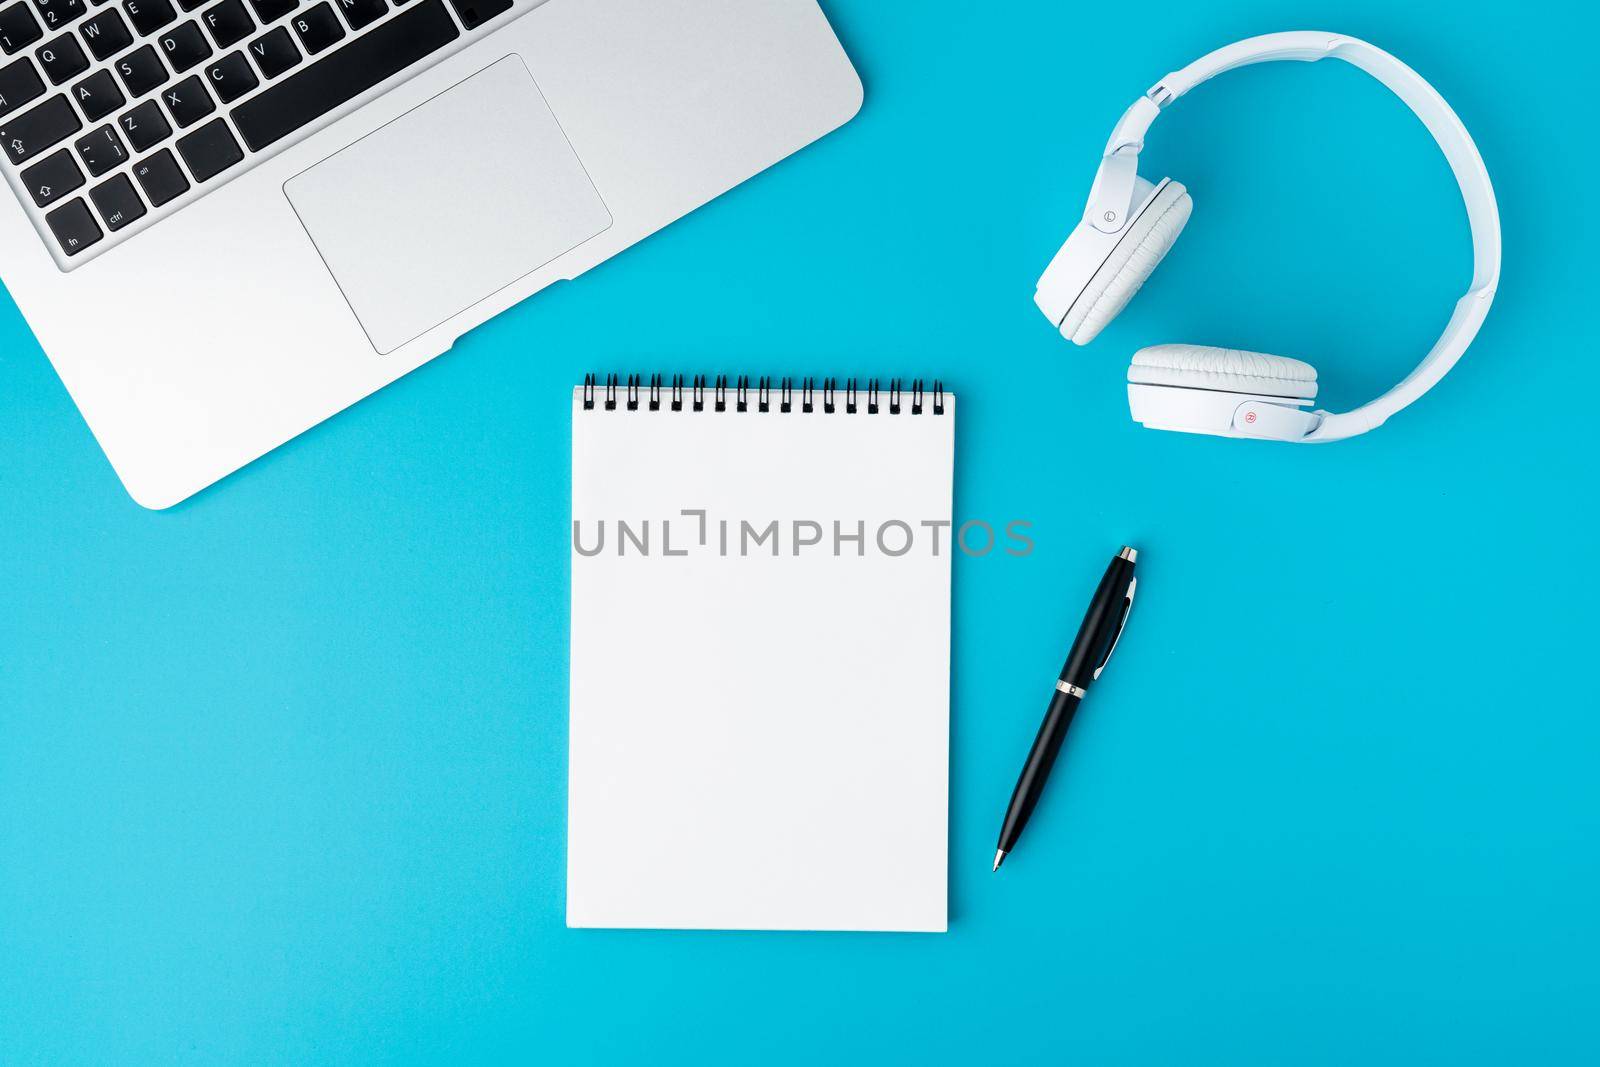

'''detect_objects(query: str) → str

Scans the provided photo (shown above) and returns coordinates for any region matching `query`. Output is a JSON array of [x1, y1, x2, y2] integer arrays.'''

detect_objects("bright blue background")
[[2, 1, 1595, 1063]]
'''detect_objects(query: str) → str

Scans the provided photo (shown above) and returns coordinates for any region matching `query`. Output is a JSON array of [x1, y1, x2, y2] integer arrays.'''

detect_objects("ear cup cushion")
[[1061, 181, 1192, 346], [1128, 344, 1319, 399]]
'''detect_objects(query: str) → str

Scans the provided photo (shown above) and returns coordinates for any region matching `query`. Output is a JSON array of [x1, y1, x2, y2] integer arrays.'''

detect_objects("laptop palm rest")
[[285, 54, 612, 355]]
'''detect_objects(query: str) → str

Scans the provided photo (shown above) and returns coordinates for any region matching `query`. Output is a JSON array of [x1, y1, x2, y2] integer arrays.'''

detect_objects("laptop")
[[0, 0, 861, 507]]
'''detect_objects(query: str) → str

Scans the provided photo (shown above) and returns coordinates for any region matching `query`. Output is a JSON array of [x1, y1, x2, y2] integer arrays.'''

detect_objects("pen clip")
[[1092, 577, 1136, 680]]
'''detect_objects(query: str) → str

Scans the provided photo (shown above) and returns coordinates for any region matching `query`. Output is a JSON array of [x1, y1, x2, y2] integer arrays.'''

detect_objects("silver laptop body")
[[0, 0, 860, 506]]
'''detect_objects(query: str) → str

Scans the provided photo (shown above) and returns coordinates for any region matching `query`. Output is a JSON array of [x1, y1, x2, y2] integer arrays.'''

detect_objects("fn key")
[[176, 117, 242, 182], [46, 197, 102, 256]]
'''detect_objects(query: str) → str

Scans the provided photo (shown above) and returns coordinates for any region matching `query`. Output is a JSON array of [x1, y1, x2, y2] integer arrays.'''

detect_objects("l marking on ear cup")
[[1060, 181, 1192, 346]]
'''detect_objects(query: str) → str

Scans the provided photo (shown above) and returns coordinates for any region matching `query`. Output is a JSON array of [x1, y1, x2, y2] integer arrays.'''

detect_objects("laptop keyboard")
[[0, 0, 516, 266]]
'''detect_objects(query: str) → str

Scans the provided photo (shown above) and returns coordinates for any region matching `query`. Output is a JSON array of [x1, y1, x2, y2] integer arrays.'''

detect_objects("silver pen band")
[[1055, 680, 1087, 699]]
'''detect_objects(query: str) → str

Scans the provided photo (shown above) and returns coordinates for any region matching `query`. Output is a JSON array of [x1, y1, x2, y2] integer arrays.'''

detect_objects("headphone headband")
[[1101, 33, 1502, 440]]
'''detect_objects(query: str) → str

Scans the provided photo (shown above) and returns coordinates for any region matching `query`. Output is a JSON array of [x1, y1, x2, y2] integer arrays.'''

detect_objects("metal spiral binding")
[[582, 375, 949, 415]]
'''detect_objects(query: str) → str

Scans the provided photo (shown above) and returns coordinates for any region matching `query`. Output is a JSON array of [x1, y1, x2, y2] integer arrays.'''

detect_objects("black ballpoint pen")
[[993, 546, 1138, 871]]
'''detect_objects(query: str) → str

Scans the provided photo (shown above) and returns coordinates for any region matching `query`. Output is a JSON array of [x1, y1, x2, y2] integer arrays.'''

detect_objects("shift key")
[[0, 94, 81, 165]]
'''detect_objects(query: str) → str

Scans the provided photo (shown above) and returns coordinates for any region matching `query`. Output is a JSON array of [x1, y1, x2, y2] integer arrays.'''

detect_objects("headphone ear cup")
[[1061, 181, 1192, 346], [1128, 344, 1319, 399], [1126, 345, 1321, 438]]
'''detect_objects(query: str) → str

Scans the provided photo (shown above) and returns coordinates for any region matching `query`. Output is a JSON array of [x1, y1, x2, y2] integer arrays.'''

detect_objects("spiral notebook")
[[568, 375, 954, 932]]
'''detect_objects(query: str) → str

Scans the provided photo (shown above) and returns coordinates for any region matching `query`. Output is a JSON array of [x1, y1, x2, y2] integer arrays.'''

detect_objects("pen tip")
[[993, 849, 1006, 872]]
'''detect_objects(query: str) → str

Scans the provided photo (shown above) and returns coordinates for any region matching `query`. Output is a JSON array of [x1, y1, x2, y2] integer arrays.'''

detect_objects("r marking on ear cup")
[[1125, 345, 1321, 439], [1061, 180, 1192, 346]]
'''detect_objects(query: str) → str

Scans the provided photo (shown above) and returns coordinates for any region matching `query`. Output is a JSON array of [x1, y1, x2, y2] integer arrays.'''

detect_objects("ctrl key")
[[90, 172, 147, 230], [45, 196, 102, 255]]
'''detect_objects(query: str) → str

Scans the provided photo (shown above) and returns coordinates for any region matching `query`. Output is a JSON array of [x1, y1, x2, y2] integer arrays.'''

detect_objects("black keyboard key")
[[45, 195, 100, 252], [245, 23, 294, 76], [89, 169, 143, 227], [131, 143, 183, 202], [116, 95, 166, 147], [160, 70, 206, 122], [238, 0, 453, 149], [202, 47, 251, 100], [35, 33, 88, 83], [157, 19, 207, 69], [199, 0, 247, 44], [0, 54, 43, 115], [174, 114, 235, 179], [79, 6, 130, 58], [72, 120, 123, 172], [333, 0, 380, 31], [245, 0, 289, 21], [287, 0, 336, 53], [444, 0, 505, 31], [114, 41, 163, 94], [19, 144, 80, 204], [0, 92, 78, 162], [122, 0, 173, 35], [0, 2, 42, 53], [69, 66, 122, 119], [31, 0, 87, 32]]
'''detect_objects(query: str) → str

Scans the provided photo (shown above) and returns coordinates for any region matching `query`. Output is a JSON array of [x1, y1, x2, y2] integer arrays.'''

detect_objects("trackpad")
[[285, 55, 611, 354]]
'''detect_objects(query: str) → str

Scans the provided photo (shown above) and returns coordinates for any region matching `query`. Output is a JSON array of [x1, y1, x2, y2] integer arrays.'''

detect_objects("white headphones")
[[1035, 32, 1502, 442]]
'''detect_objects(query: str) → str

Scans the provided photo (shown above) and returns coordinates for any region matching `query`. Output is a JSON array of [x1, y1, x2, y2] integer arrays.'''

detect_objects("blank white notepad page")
[[569, 385, 954, 931]]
